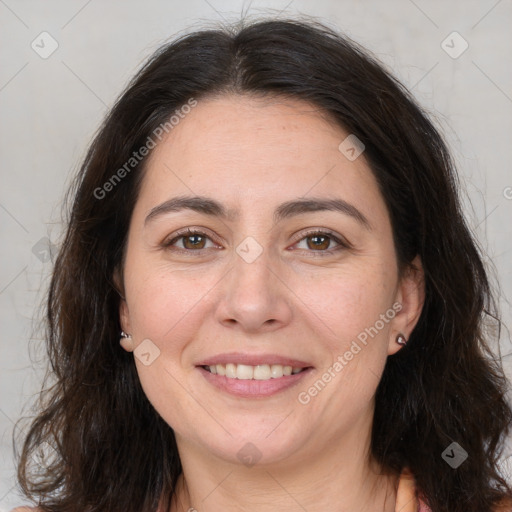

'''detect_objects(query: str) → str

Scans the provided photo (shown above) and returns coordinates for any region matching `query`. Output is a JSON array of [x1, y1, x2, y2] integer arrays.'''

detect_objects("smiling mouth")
[[203, 363, 309, 380]]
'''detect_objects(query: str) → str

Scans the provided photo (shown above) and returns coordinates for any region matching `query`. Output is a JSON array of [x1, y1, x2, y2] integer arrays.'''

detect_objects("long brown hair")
[[16, 17, 512, 512]]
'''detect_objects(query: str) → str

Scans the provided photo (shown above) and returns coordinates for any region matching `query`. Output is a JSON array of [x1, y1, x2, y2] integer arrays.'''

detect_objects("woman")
[[13, 17, 512, 512]]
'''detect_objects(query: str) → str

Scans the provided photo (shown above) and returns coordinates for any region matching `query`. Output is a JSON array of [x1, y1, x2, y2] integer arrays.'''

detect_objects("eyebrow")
[[144, 195, 371, 230]]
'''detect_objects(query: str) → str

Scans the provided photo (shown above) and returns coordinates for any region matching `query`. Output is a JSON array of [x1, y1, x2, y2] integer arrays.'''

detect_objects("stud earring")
[[396, 333, 407, 346], [120, 331, 134, 352]]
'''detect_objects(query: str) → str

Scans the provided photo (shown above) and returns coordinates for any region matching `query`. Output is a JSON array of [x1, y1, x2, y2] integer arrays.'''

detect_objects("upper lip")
[[196, 352, 313, 368]]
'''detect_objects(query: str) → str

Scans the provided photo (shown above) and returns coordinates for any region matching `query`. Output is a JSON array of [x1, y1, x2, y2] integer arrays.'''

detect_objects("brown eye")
[[181, 233, 207, 250], [293, 230, 350, 256], [305, 234, 331, 251], [163, 229, 218, 252]]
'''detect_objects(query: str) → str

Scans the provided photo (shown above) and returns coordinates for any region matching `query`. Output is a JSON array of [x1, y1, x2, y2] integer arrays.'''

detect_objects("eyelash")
[[162, 227, 351, 257]]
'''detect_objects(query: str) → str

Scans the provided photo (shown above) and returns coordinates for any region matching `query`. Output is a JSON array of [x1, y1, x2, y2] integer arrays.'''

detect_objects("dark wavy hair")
[[16, 16, 512, 512]]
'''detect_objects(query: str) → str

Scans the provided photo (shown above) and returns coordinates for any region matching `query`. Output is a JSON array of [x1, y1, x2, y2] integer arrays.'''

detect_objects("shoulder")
[[10, 508, 42, 512], [399, 468, 512, 512], [417, 496, 512, 512], [495, 497, 512, 512], [417, 493, 512, 512]]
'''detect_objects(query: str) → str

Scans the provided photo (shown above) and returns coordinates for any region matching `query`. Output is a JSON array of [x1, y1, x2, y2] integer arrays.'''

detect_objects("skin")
[[118, 94, 425, 512]]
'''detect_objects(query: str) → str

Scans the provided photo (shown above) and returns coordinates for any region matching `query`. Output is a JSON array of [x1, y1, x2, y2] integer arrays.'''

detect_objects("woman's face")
[[119, 94, 423, 466]]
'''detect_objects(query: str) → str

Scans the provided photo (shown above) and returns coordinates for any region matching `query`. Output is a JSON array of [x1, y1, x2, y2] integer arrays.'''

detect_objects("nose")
[[215, 246, 293, 334]]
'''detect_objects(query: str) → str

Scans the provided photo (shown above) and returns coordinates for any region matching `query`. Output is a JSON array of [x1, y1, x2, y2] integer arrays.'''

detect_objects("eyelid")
[[162, 227, 222, 249], [289, 228, 353, 250], [161, 226, 352, 254]]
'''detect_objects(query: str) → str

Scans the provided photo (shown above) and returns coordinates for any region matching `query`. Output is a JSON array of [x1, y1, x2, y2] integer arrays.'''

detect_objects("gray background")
[[1, 0, 511, 508]]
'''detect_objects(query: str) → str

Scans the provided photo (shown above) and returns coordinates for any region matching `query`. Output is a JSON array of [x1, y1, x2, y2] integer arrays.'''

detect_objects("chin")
[[178, 421, 310, 468]]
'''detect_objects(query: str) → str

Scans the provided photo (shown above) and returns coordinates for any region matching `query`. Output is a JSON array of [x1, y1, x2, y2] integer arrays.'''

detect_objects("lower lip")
[[198, 366, 313, 398]]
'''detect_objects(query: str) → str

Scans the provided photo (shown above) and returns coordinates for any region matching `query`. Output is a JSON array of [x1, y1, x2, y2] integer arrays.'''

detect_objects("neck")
[[168, 410, 399, 512]]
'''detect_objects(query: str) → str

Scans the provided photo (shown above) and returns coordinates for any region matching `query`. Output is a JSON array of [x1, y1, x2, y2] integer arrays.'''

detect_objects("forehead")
[[160, 94, 348, 163], [135, 94, 387, 224]]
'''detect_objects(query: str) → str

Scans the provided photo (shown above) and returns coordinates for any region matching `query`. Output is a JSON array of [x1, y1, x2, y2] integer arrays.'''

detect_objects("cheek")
[[296, 268, 395, 423], [134, 357, 202, 440], [297, 262, 396, 351], [124, 246, 220, 341]]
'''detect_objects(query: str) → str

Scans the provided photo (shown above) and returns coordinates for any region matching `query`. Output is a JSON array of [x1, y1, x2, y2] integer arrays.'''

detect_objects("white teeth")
[[226, 363, 237, 378], [254, 364, 271, 380], [236, 364, 253, 380], [205, 363, 306, 380], [270, 364, 283, 378]]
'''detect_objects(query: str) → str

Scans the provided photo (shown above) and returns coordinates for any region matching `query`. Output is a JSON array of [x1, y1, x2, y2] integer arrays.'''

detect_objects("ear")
[[113, 266, 132, 338], [388, 255, 425, 355]]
